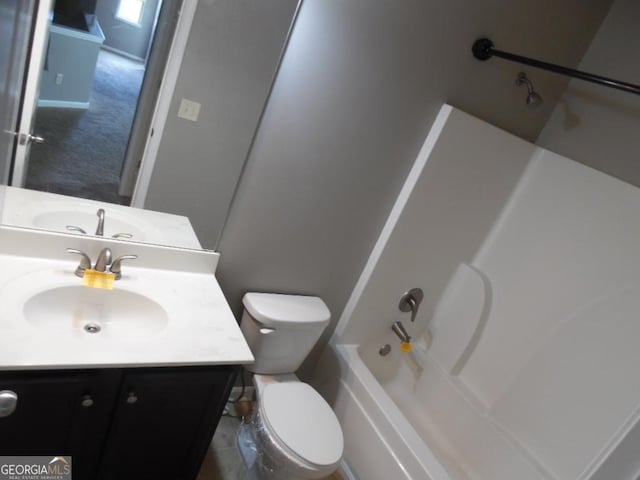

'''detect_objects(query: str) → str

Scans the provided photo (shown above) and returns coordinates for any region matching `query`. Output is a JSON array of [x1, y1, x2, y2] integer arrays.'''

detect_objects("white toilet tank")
[[241, 293, 331, 374]]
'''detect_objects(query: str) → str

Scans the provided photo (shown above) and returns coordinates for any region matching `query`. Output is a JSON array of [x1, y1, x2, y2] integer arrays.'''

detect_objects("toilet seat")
[[260, 382, 343, 468]]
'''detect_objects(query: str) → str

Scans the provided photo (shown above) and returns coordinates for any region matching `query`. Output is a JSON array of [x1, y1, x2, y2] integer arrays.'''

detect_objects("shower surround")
[[319, 105, 640, 480]]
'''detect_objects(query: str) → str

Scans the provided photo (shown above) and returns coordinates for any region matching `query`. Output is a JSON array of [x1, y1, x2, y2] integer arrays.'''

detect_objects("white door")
[[0, 0, 35, 184], [8, 0, 53, 188]]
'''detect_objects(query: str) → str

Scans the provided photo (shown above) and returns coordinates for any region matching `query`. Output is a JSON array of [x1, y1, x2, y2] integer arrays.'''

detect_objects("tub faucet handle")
[[398, 287, 424, 322]]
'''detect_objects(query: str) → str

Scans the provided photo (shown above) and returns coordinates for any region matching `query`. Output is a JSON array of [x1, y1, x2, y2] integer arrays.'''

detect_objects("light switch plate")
[[178, 98, 201, 122]]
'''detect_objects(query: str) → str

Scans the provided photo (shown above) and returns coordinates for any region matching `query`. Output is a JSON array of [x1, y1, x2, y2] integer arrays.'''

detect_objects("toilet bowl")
[[239, 374, 343, 479], [237, 293, 344, 479]]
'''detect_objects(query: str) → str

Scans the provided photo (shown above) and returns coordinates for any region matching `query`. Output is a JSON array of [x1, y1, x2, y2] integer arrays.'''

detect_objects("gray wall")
[[144, 0, 299, 248], [213, 0, 612, 373], [95, 0, 160, 60], [537, 0, 640, 187]]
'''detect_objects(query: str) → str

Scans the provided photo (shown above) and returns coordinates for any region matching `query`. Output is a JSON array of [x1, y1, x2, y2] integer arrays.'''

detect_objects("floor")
[[26, 49, 143, 204], [197, 412, 344, 480]]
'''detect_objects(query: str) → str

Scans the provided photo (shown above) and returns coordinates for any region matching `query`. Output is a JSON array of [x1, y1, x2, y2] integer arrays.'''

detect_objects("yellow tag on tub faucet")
[[83, 269, 116, 290], [400, 341, 414, 353]]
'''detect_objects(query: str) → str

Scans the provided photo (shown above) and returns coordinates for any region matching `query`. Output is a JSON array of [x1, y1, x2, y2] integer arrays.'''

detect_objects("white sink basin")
[[24, 285, 169, 338]]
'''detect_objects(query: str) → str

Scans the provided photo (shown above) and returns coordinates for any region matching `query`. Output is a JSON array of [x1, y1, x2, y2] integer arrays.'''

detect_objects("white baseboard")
[[101, 44, 145, 63], [339, 459, 358, 480], [37, 99, 89, 109]]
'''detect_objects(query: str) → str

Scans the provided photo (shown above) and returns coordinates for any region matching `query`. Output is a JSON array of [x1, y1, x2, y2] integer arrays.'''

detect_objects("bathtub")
[[328, 341, 552, 480], [328, 343, 451, 480]]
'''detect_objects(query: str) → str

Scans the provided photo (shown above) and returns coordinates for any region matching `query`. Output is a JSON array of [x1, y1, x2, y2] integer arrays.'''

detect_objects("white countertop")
[[0, 186, 202, 249], [0, 226, 254, 370]]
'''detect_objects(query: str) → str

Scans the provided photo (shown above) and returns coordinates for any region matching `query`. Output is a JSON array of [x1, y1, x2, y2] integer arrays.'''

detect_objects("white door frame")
[[10, 0, 53, 188], [130, 0, 198, 208]]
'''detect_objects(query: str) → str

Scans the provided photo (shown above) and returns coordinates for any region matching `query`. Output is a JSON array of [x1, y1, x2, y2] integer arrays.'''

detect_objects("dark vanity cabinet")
[[98, 367, 236, 479], [0, 365, 237, 480], [0, 370, 119, 478]]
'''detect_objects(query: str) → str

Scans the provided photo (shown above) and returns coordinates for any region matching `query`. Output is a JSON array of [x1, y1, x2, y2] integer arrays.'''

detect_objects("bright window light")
[[116, 0, 145, 26]]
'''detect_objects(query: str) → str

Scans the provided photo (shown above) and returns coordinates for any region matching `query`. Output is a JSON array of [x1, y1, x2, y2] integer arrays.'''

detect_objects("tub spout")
[[391, 321, 411, 343]]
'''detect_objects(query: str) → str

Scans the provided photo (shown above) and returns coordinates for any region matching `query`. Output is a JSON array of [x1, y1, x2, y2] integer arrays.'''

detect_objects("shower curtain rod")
[[472, 38, 640, 96]]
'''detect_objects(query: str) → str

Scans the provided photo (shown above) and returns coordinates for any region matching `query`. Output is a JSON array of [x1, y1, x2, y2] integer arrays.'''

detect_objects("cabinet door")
[[0, 370, 119, 479], [98, 366, 236, 480]]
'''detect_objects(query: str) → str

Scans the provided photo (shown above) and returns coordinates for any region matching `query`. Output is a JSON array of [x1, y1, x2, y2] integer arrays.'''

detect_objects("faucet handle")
[[110, 255, 138, 280], [66, 248, 92, 278], [398, 288, 424, 322], [66, 225, 87, 235], [111, 233, 133, 240]]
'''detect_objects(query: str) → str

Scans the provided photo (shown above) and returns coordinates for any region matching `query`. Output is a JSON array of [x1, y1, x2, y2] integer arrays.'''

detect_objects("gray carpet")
[[25, 50, 144, 204]]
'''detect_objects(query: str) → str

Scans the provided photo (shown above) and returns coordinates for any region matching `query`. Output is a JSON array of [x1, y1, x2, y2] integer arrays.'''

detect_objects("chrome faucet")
[[391, 321, 411, 343], [66, 248, 137, 279], [66, 210, 134, 240], [95, 208, 105, 236], [94, 248, 112, 272]]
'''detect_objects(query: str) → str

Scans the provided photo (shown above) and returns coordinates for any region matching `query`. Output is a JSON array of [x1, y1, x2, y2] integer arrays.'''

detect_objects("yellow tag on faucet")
[[83, 269, 116, 290], [400, 341, 413, 353]]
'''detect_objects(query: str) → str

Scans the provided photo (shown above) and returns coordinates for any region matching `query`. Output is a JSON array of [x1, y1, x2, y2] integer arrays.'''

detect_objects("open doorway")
[[20, 0, 168, 205]]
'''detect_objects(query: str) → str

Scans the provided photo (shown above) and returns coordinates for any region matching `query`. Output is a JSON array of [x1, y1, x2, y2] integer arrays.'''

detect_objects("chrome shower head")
[[516, 72, 543, 107]]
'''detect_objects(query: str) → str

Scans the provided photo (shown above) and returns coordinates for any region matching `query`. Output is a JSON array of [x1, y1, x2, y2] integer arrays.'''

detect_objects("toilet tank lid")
[[243, 293, 331, 327]]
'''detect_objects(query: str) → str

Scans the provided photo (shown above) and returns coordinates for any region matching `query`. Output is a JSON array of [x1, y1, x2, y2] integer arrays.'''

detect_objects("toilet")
[[237, 292, 344, 480]]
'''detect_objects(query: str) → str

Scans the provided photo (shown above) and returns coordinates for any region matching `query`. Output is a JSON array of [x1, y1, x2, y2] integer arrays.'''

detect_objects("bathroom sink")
[[23, 285, 169, 338], [0, 267, 171, 341], [0, 227, 254, 369]]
